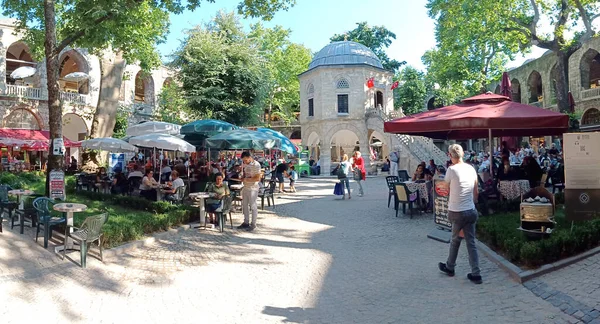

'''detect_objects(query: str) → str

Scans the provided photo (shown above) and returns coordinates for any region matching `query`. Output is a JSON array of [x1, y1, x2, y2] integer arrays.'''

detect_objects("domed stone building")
[[298, 41, 396, 174]]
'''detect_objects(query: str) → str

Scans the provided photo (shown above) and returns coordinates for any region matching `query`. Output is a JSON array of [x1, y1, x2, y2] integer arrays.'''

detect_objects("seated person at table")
[[521, 156, 543, 188], [140, 170, 159, 201], [497, 157, 517, 181], [68, 156, 78, 171], [412, 164, 432, 181], [205, 173, 230, 225], [128, 164, 144, 179], [95, 167, 108, 190], [111, 168, 128, 194], [227, 164, 243, 183], [163, 171, 185, 202]]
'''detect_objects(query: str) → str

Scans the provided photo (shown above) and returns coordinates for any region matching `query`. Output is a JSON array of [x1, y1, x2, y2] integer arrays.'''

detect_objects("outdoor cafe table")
[[53, 203, 87, 254], [189, 192, 210, 229], [8, 189, 33, 209], [402, 181, 431, 204], [498, 180, 531, 201]]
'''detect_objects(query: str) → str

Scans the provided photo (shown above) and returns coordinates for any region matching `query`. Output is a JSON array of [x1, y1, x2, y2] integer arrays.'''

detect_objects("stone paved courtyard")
[[0, 177, 594, 323]]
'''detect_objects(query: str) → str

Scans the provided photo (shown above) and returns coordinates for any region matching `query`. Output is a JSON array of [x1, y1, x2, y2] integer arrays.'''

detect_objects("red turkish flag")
[[390, 81, 399, 90], [366, 77, 375, 88]]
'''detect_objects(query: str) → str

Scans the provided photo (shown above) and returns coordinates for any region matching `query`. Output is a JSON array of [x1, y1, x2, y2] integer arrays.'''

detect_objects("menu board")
[[49, 169, 65, 200], [563, 133, 600, 189], [433, 179, 451, 228]]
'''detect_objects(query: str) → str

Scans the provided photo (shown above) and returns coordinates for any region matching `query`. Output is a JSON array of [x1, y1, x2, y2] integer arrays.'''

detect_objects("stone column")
[[320, 148, 331, 177], [359, 144, 371, 175]]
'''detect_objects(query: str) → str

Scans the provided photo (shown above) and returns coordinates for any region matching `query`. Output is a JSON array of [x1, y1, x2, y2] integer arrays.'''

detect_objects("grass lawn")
[[477, 207, 600, 268]]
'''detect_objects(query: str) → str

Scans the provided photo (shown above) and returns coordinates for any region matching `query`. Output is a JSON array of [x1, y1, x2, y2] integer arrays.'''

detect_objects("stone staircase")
[[365, 108, 448, 168]]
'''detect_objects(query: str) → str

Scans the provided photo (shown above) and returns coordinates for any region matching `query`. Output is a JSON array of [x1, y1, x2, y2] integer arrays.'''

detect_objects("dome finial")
[[344, 34, 348, 41]]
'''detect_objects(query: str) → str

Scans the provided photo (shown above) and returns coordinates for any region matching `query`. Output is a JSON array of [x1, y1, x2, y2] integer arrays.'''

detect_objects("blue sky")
[[158, 0, 545, 70]]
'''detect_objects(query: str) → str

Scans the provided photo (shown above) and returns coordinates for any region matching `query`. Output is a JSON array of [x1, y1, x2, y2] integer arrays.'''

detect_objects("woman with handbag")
[[352, 151, 366, 196], [337, 155, 352, 200]]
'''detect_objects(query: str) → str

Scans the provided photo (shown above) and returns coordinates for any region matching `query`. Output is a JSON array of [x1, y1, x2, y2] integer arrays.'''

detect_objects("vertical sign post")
[[427, 179, 452, 243], [49, 169, 65, 201]]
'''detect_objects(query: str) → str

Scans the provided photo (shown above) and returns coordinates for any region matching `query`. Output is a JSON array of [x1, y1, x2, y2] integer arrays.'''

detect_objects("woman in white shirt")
[[140, 170, 159, 201]]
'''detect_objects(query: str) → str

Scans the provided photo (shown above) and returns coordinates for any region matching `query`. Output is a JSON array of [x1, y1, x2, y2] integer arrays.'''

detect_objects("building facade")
[[298, 41, 397, 174], [0, 19, 174, 158]]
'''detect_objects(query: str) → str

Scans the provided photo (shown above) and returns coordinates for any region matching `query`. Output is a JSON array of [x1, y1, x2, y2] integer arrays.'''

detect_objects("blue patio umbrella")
[[256, 127, 298, 155], [180, 119, 237, 137], [205, 129, 281, 150]]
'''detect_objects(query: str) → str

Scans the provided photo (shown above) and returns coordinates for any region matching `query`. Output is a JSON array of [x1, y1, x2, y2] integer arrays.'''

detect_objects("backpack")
[[336, 164, 347, 179], [291, 170, 298, 181]]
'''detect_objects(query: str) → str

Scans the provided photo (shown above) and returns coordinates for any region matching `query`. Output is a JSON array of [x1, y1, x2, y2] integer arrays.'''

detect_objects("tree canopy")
[[330, 22, 406, 72], [394, 66, 427, 115], [426, 0, 600, 112]]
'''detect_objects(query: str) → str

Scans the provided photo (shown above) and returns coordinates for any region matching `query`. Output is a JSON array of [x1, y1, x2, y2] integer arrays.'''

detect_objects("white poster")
[[563, 132, 600, 189], [52, 138, 65, 156]]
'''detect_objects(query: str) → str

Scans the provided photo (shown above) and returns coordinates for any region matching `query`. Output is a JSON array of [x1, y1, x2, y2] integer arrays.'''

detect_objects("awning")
[[0, 129, 81, 148]]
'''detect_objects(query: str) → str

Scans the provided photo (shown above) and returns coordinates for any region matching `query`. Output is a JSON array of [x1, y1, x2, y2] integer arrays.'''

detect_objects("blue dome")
[[308, 41, 383, 70]]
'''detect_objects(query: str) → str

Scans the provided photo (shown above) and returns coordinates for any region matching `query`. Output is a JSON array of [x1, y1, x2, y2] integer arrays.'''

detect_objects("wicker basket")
[[520, 202, 554, 222]]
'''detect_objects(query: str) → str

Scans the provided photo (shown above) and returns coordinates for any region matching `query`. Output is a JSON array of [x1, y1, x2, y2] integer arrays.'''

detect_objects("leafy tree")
[[2, 0, 295, 193], [173, 11, 264, 126], [249, 23, 312, 125], [426, 0, 600, 112], [154, 82, 199, 125], [394, 66, 427, 115], [330, 22, 406, 72], [112, 105, 131, 139]]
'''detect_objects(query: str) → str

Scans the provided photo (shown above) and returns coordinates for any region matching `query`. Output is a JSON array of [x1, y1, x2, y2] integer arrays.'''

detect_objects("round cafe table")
[[53, 203, 87, 254], [8, 189, 34, 209], [189, 192, 210, 229]]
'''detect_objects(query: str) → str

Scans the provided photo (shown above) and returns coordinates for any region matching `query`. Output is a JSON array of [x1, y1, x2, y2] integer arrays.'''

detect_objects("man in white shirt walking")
[[438, 144, 482, 284], [238, 151, 262, 231]]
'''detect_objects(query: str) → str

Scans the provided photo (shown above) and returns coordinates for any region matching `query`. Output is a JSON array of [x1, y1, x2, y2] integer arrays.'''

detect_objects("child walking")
[[287, 165, 298, 193]]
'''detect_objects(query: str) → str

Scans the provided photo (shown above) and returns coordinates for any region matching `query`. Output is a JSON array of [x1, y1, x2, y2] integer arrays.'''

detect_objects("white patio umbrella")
[[63, 72, 90, 82], [80, 137, 138, 153], [128, 133, 195, 153], [125, 121, 182, 137], [10, 66, 36, 79]]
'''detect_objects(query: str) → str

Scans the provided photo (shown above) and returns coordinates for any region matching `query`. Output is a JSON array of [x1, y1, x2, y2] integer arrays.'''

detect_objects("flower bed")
[[477, 208, 600, 268]]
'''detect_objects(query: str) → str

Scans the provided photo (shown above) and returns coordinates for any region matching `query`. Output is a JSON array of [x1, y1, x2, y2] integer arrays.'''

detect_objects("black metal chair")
[[386, 176, 399, 208], [13, 194, 43, 234], [128, 176, 143, 196], [398, 170, 410, 182], [394, 183, 419, 218], [551, 165, 565, 194], [259, 181, 276, 210], [0, 185, 17, 233]]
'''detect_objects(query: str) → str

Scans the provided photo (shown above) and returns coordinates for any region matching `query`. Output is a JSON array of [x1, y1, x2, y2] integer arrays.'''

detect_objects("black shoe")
[[237, 223, 250, 229], [247, 224, 256, 231], [467, 273, 483, 284], [438, 262, 455, 277]]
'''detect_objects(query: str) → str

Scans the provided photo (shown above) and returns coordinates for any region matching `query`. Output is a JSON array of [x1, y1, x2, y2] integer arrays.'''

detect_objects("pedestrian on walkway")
[[352, 151, 366, 196], [389, 150, 399, 177], [237, 151, 262, 231], [338, 154, 352, 200], [438, 144, 482, 284]]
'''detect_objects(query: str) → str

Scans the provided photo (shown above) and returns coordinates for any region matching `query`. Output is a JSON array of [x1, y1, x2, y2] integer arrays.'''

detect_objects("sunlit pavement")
[[0, 177, 579, 323]]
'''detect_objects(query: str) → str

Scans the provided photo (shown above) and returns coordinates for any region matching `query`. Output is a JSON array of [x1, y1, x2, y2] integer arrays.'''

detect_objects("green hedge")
[[73, 189, 193, 214], [477, 208, 600, 268]]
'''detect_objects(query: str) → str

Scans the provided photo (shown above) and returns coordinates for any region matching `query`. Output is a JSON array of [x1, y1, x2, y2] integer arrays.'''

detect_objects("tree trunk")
[[43, 0, 61, 196], [90, 52, 127, 139], [554, 51, 571, 113]]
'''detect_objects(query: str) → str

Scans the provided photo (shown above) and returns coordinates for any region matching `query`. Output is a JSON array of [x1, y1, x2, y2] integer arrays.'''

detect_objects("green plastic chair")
[[0, 185, 18, 233], [63, 213, 108, 268], [33, 197, 65, 248], [216, 195, 234, 233]]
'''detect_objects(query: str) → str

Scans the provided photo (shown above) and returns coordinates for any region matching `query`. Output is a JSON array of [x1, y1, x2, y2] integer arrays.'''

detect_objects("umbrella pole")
[[489, 129, 493, 178]]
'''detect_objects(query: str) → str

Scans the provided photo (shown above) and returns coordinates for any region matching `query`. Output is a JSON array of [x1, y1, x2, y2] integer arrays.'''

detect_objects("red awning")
[[0, 129, 80, 148], [384, 93, 569, 140]]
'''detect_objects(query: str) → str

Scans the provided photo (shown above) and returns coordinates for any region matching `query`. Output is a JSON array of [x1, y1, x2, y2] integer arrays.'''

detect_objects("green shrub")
[[477, 208, 600, 268]]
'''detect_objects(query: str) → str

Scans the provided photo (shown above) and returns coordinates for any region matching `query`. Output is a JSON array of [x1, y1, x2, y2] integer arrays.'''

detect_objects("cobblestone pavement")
[[0, 177, 581, 323]]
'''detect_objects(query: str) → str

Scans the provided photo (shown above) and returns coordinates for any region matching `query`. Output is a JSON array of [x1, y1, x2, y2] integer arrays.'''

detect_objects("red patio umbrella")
[[500, 72, 512, 99], [22, 141, 49, 151], [384, 92, 569, 140]]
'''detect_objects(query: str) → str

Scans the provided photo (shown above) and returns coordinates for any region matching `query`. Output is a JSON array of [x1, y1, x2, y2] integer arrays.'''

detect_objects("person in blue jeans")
[[438, 144, 482, 284], [339, 154, 352, 200]]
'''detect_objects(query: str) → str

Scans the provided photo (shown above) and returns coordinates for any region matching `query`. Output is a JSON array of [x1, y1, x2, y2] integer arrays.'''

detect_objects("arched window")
[[375, 90, 384, 108], [3, 108, 40, 130], [511, 79, 522, 103], [59, 50, 90, 94], [307, 83, 315, 117], [162, 77, 173, 89], [336, 78, 349, 89], [134, 71, 155, 105], [307, 83, 314, 95], [527, 71, 543, 103], [5, 42, 36, 85], [582, 108, 600, 126], [580, 49, 600, 90], [494, 85, 501, 94]]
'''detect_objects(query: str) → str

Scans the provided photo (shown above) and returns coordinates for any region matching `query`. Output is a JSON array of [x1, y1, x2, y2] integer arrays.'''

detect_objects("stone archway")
[[369, 129, 388, 161], [511, 79, 522, 103], [580, 49, 600, 90], [58, 49, 91, 94], [527, 71, 543, 104], [5, 41, 36, 85], [134, 70, 155, 105], [2, 107, 42, 130], [581, 108, 600, 130], [329, 129, 360, 163]]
